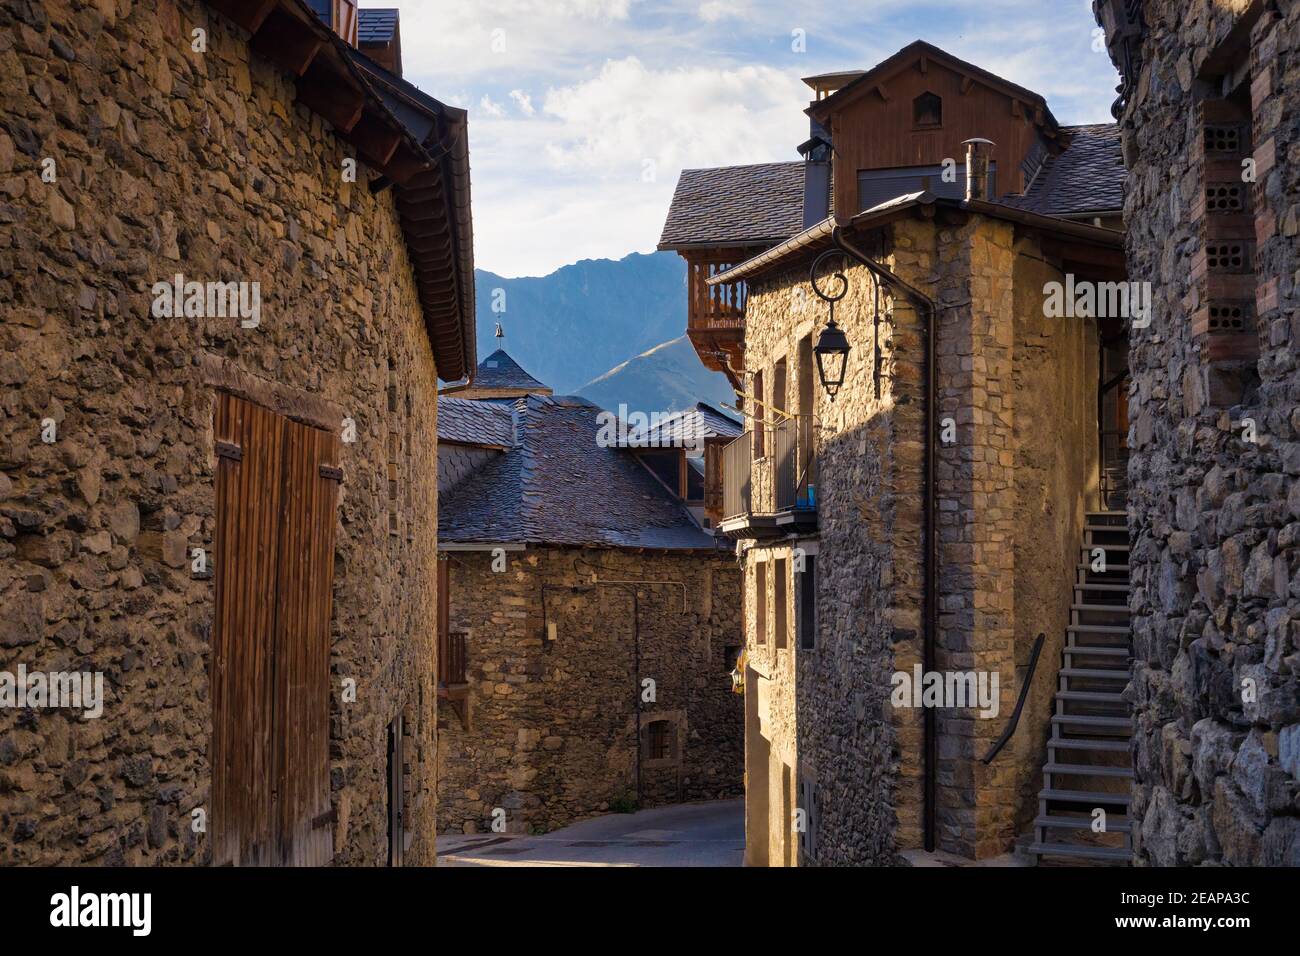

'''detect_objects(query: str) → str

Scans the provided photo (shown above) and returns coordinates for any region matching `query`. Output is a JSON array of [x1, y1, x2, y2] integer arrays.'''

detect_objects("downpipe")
[[830, 226, 940, 853]]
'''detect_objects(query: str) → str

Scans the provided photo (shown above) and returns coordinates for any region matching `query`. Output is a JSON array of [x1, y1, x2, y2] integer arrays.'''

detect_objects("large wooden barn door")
[[212, 392, 340, 866]]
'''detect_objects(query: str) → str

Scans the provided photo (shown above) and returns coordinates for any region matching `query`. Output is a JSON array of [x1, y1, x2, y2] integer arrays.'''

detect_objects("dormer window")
[[913, 91, 942, 128]]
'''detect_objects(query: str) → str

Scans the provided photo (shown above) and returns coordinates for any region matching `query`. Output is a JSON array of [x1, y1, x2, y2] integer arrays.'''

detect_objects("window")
[[799, 555, 817, 650], [774, 557, 788, 649], [755, 561, 767, 644], [752, 370, 765, 458], [857, 163, 996, 212], [913, 91, 942, 128], [643, 719, 674, 761]]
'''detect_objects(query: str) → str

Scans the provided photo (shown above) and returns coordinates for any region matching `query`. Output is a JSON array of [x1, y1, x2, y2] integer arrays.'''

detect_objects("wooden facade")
[[212, 392, 340, 867], [808, 45, 1062, 217]]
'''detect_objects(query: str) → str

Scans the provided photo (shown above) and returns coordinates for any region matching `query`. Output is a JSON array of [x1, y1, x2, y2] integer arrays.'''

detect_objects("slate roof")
[[439, 395, 722, 550], [1003, 124, 1125, 217], [358, 8, 398, 43], [658, 162, 805, 249], [438, 397, 514, 447], [471, 349, 550, 392], [622, 402, 742, 448]]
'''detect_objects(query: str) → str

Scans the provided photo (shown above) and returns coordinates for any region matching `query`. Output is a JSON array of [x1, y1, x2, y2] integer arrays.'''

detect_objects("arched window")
[[913, 91, 942, 128]]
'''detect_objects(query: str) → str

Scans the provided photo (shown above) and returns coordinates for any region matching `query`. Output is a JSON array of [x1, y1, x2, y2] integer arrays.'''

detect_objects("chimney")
[[963, 138, 995, 201], [799, 118, 833, 227]]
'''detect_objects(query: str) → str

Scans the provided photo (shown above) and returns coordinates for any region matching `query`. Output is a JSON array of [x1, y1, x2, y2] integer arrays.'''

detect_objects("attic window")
[[913, 92, 942, 128]]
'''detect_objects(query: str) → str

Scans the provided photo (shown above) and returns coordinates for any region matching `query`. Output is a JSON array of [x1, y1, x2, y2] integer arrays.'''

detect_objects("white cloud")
[[385, 0, 1121, 275], [509, 89, 536, 115], [698, 0, 747, 22]]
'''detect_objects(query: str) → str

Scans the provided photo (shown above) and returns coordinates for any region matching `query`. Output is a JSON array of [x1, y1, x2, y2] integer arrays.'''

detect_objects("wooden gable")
[[809, 45, 1060, 216]]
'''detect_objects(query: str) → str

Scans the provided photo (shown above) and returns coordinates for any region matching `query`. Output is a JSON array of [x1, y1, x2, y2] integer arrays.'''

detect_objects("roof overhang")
[[202, 0, 475, 381], [707, 192, 1124, 287]]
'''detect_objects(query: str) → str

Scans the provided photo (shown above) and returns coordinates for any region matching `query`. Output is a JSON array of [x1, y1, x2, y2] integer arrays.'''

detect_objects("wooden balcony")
[[718, 416, 817, 540], [684, 249, 753, 381]]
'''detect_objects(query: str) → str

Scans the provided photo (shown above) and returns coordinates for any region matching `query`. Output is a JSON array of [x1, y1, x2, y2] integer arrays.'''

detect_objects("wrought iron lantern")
[[810, 250, 852, 399]]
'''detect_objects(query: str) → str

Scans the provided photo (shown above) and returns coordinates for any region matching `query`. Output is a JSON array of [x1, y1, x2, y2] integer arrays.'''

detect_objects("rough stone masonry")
[[0, 0, 448, 864], [1100, 0, 1300, 865]]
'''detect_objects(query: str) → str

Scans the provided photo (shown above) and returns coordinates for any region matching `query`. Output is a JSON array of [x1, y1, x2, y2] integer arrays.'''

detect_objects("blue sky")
[[384, 0, 1120, 277]]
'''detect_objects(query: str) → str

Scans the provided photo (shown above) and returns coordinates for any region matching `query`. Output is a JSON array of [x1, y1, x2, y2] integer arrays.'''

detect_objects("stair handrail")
[[981, 632, 1046, 764]]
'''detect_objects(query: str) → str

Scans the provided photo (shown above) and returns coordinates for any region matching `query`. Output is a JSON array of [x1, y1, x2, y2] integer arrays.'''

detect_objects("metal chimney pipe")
[[963, 138, 996, 201]]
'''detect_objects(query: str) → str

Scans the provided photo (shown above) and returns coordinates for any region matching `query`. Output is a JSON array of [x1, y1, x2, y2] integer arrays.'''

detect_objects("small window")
[[913, 91, 942, 128], [774, 557, 788, 649], [799, 555, 817, 650], [755, 562, 768, 644], [643, 719, 674, 761]]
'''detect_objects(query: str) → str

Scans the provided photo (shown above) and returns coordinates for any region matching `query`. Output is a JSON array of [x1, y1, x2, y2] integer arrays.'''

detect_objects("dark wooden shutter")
[[212, 392, 339, 867]]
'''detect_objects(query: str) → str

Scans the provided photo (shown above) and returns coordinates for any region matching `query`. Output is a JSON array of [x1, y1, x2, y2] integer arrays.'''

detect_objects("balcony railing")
[[688, 256, 747, 331], [720, 416, 817, 536], [723, 431, 753, 520], [773, 414, 816, 511], [439, 630, 467, 687]]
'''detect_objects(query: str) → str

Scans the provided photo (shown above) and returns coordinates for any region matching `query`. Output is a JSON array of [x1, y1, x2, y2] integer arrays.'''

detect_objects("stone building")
[[1095, 0, 1300, 866], [661, 41, 1138, 865], [0, 0, 474, 866], [434, 349, 744, 834]]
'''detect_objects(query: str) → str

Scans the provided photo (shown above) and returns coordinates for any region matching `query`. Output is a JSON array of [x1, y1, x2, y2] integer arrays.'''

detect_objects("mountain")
[[576, 336, 736, 415], [473, 250, 725, 397]]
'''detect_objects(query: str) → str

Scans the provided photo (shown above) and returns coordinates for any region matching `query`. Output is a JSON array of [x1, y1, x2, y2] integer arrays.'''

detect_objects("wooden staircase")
[[1028, 511, 1134, 865]]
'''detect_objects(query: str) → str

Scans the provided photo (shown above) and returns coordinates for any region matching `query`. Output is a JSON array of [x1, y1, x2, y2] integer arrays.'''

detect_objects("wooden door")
[[212, 392, 340, 866]]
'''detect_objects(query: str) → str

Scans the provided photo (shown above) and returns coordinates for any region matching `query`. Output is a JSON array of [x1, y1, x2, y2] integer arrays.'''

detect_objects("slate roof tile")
[[658, 162, 805, 248], [439, 395, 722, 550], [1002, 124, 1125, 217]]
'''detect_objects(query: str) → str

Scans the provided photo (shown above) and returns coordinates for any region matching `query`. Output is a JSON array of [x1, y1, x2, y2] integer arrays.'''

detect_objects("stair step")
[[1035, 814, 1132, 833], [1074, 583, 1131, 592], [1028, 842, 1131, 861], [1082, 542, 1131, 550], [1077, 564, 1130, 572], [1060, 668, 1130, 680], [1039, 788, 1132, 806], [1064, 645, 1130, 657], [1067, 624, 1130, 635], [1056, 690, 1127, 703], [1048, 737, 1131, 752], [1084, 524, 1129, 534], [1071, 603, 1131, 614], [1044, 763, 1134, 778], [1051, 714, 1131, 728], [1086, 511, 1126, 518]]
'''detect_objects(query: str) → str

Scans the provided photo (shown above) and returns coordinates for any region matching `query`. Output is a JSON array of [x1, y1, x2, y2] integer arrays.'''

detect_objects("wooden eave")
[[806, 40, 1061, 135], [201, 0, 475, 382]]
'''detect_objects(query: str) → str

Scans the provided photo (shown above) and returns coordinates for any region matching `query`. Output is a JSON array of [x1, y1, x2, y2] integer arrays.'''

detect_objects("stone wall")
[[738, 213, 1106, 863], [1008, 245, 1100, 835], [0, 0, 442, 865], [437, 545, 742, 834], [1102, 0, 1300, 865], [740, 223, 928, 864]]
